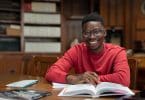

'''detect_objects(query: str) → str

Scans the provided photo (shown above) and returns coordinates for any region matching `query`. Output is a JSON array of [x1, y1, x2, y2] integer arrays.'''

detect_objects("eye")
[[95, 29, 104, 33], [83, 31, 90, 35], [93, 30, 99, 33]]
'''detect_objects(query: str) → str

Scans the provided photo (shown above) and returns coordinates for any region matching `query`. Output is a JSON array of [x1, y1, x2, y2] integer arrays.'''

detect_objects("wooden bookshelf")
[[22, 0, 62, 53], [0, 0, 21, 52]]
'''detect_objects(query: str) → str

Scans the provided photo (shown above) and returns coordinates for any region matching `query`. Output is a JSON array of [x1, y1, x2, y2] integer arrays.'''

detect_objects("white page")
[[95, 82, 135, 96], [58, 84, 96, 97], [52, 82, 71, 89]]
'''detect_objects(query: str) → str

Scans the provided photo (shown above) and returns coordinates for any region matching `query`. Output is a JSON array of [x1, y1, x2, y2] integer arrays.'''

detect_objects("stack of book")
[[23, 0, 61, 53]]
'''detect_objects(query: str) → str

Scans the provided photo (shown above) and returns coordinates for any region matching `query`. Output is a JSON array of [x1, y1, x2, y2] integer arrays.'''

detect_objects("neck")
[[91, 44, 104, 53]]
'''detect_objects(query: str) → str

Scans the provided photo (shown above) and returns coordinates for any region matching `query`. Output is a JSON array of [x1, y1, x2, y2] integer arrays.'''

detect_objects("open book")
[[58, 82, 135, 97]]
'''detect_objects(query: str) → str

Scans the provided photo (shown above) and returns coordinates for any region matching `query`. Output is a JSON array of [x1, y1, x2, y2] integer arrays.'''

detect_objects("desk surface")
[[0, 74, 119, 100]]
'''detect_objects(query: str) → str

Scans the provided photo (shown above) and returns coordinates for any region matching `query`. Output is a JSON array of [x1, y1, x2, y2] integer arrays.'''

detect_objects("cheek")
[[82, 36, 87, 41], [98, 35, 105, 41]]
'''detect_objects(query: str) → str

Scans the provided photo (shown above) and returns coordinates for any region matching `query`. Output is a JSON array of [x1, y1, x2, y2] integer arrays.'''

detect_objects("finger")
[[84, 72, 99, 84], [90, 72, 98, 77], [77, 80, 86, 84], [85, 77, 96, 85]]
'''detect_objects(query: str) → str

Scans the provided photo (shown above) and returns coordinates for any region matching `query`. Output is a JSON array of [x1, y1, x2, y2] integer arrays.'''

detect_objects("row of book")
[[23, 1, 61, 53], [25, 41, 61, 53], [24, 26, 61, 37], [24, 13, 61, 24], [24, 1, 58, 12], [6, 25, 61, 37], [0, 31, 61, 53]]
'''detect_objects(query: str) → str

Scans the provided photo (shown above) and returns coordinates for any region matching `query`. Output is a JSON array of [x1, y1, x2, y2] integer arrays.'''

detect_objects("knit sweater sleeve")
[[45, 46, 77, 83], [99, 49, 130, 87]]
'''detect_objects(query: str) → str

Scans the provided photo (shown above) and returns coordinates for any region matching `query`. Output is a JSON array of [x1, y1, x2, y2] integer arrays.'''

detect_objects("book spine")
[[24, 13, 61, 24], [23, 2, 32, 12], [32, 2, 56, 13], [24, 26, 60, 37], [25, 41, 61, 53]]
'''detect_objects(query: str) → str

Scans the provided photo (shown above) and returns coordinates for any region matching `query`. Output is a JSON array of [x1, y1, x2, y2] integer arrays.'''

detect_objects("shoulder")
[[104, 43, 127, 61], [65, 42, 87, 55], [70, 42, 87, 50], [105, 43, 125, 50], [104, 43, 126, 54]]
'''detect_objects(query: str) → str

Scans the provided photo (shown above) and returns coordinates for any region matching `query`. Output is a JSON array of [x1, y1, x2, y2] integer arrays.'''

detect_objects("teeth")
[[90, 41, 97, 44]]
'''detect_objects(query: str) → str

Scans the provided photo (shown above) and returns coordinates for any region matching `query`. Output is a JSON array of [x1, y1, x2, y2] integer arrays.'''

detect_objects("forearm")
[[66, 72, 100, 85], [45, 68, 68, 83], [66, 74, 84, 84], [99, 72, 130, 86]]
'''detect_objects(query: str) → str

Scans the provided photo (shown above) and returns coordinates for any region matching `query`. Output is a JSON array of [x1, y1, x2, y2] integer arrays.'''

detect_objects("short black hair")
[[82, 12, 104, 27]]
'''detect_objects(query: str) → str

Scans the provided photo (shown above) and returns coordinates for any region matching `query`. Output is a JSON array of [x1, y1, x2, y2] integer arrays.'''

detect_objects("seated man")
[[45, 12, 130, 87]]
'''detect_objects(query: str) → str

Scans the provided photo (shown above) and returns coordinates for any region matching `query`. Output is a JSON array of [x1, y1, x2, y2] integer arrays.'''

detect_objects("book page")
[[95, 82, 134, 96], [52, 82, 71, 89], [58, 84, 96, 97]]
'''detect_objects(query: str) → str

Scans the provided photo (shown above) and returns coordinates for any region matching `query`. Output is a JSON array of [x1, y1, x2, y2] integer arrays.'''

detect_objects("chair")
[[128, 58, 138, 89], [23, 55, 59, 77]]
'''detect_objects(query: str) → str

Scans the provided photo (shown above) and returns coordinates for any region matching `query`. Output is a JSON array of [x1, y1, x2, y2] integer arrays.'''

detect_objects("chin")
[[89, 46, 99, 51]]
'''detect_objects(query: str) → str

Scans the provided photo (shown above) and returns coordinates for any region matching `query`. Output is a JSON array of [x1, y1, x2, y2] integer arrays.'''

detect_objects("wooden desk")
[[0, 74, 118, 100]]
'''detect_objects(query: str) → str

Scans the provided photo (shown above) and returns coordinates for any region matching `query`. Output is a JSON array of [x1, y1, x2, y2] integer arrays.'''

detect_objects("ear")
[[104, 30, 107, 37]]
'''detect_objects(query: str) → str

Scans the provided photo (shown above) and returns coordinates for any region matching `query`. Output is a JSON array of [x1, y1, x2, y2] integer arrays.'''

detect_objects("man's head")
[[82, 12, 106, 53]]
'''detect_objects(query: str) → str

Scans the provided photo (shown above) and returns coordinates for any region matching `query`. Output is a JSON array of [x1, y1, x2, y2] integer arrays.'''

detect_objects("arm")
[[66, 71, 100, 85], [45, 44, 100, 84], [45, 52, 100, 84], [45, 46, 77, 83], [45, 55, 73, 83], [99, 50, 130, 87]]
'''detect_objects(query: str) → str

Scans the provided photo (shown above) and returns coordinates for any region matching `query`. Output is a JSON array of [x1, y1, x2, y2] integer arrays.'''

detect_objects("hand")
[[66, 71, 100, 85], [82, 71, 100, 85]]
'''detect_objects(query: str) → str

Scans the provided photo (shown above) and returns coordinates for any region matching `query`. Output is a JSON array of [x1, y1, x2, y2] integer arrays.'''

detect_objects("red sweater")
[[45, 43, 130, 86]]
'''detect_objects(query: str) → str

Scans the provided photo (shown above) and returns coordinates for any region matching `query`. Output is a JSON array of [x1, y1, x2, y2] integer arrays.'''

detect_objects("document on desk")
[[6, 80, 38, 88]]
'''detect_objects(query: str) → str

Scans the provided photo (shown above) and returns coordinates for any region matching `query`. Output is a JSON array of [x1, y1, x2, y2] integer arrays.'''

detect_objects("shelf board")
[[24, 23, 60, 26], [0, 34, 20, 38], [24, 11, 60, 14], [0, 8, 20, 12], [30, 0, 60, 2], [0, 20, 20, 24]]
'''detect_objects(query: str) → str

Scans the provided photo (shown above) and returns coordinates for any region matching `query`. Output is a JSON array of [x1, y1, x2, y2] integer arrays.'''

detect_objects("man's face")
[[82, 21, 106, 52]]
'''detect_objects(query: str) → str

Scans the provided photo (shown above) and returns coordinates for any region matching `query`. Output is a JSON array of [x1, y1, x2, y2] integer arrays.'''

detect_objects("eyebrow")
[[85, 28, 104, 32]]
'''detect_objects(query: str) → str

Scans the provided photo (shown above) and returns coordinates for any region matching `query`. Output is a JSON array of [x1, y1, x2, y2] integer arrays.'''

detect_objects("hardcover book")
[[0, 89, 51, 100], [58, 82, 134, 98]]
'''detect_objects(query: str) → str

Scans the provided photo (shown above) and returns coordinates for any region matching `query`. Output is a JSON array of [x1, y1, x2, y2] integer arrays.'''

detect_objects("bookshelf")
[[0, 0, 100, 54], [0, 0, 21, 52], [22, 0, 61, 53]]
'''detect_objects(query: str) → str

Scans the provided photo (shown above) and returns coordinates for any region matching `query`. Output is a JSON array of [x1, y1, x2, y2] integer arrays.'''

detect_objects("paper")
[[6, 80, 38, 88], [52, 82, 71, 89]]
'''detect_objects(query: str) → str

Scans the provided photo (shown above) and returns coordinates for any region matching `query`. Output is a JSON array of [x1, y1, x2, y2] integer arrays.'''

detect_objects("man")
[[45, 12, 130, 87]]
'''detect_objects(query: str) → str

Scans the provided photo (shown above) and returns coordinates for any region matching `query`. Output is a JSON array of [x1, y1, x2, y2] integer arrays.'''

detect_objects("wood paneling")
[[136, 31, 145, 40], [100, 0, 145, 48], [100, 0, 125, 27], [0, 54, 23, 74], [100, 0, 109, 26], [135, 0, 145, 41], [0, 53, 62, 75], [137, 19, 145, 29]]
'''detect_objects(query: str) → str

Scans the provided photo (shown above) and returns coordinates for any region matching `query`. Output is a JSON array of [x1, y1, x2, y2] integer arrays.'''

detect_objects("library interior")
[[0, 0, 145, 94]]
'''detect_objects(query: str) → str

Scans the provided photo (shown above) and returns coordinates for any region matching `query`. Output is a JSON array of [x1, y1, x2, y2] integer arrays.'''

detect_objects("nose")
[[89, 33, 96, 38]]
